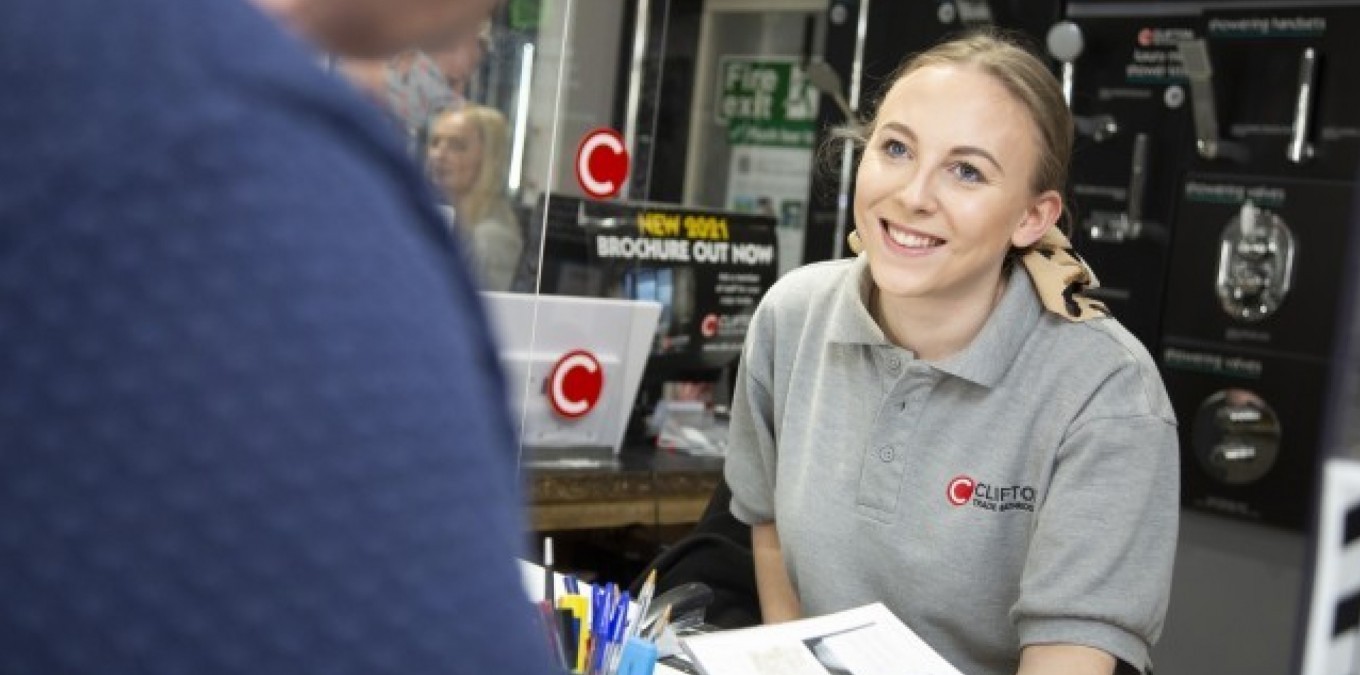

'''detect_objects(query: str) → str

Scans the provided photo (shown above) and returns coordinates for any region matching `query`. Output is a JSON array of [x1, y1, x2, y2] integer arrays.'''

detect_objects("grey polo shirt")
[[725, 255, 1179, 675]]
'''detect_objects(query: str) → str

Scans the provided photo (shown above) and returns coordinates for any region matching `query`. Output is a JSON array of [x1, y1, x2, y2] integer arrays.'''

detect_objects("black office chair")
[[629, 477, 760, 629]]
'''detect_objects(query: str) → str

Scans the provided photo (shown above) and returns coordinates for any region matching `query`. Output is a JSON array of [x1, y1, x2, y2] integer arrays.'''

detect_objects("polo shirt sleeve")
[[1011, 409, 1179, 671], [725, 305, 779, 526]]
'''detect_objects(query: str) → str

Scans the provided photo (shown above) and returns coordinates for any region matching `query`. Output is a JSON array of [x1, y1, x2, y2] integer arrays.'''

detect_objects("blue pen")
[[604, 590, 630, 674], [589, 585, 616, 675], [614, 591, 630, 643], [591, 585, 605, 637]]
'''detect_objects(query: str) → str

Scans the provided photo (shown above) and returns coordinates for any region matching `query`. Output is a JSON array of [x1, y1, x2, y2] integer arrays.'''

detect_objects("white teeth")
[[886, 227, 942, 249]]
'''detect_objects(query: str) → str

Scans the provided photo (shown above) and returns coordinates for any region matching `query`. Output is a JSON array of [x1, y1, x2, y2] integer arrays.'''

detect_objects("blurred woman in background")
[[427, 104, 523, 291]]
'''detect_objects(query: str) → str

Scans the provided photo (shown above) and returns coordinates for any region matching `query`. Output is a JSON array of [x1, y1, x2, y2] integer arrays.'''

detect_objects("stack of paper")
[[680, 603, 964, 675]]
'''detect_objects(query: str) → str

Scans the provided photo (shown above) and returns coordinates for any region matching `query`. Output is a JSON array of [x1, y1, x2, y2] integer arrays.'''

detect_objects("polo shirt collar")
[[825, 255, 891, 346], [933, 264, 1041, 387], [824, 256, 1041, 387]]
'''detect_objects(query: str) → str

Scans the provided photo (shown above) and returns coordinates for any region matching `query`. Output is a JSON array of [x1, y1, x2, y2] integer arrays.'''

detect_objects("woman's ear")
[[1011, 189, 1063, 249]]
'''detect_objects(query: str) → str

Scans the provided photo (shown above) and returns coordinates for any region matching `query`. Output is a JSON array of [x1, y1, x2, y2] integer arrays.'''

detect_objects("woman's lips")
[[880, 219, 945, 253]]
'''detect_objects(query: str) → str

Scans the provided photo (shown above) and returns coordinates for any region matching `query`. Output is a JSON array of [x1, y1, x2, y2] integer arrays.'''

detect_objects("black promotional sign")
[[532, 194, 778, 374]]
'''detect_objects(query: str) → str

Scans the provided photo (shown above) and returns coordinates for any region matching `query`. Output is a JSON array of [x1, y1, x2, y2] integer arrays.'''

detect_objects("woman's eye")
[[882, 139, 908, 158], [952, 162, 985, 183]]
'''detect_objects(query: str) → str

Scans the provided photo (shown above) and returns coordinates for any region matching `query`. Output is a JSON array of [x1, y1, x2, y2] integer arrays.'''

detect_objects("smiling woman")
[[853, 62, 1061, 356], [724, 29, 1180, 675]]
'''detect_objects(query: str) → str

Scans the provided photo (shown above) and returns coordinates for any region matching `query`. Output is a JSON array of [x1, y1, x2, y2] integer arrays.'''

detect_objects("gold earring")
[[847, 230, 864, 254]]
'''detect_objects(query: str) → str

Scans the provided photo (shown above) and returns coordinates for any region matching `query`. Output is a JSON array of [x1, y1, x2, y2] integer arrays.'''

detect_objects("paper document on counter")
[[680, 603, 965, 675]]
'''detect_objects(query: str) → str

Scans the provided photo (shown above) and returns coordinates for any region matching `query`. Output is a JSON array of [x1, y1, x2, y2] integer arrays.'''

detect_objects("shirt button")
[[878, 446, 895, 462], [886, 355, 902, 371]]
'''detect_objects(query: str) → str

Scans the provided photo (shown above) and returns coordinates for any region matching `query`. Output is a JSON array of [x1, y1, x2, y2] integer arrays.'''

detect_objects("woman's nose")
[[894, 165, 938, 214]]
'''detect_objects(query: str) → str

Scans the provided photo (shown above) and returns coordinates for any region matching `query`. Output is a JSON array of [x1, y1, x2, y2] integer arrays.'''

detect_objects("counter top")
[[523, 445, 724, 532]]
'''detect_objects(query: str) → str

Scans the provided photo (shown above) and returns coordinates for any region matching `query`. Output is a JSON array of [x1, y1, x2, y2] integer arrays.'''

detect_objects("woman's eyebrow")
[[952, 146, 1004, 175], [877, 121, 1004, 175], [878, 121, 918, 143]]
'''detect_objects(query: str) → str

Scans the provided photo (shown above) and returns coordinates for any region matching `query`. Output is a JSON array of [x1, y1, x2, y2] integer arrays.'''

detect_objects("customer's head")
[[426, 105, 510, 222], [850, 30, 1070, 303], [429, 21, 490, 96], [252, 0, 498, 58]]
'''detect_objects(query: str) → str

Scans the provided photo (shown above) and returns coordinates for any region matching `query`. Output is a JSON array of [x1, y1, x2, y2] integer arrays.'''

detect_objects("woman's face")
[[427, 112, 482, 199], [853, 64, 1056, 306]]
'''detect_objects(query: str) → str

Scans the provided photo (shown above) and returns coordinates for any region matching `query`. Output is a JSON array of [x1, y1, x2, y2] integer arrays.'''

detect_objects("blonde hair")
[[430, 104, 511, 226]]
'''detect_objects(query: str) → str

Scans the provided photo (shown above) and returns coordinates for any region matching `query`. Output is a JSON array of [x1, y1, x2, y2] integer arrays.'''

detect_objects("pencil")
[[627, 569, 656, 642], [647, 604, 672, 642]]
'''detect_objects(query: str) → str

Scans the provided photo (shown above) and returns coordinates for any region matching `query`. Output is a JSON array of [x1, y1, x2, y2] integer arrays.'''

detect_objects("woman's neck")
[[871, 272, 1007, 362]]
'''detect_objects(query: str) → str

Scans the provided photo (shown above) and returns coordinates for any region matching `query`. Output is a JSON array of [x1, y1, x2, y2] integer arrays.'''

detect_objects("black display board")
[[1158, 4, 1360, 530], [530, 194, 779, 376], [1163, 174, 1354, 528], [1063, 8, 1200, 354]]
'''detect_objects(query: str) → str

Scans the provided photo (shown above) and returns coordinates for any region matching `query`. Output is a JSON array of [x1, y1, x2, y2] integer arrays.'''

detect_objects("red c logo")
[[700, 313, 720, 338], [575, 129, 629, 200], [547, 350, 604, 418], [946, 476, 975, 506]]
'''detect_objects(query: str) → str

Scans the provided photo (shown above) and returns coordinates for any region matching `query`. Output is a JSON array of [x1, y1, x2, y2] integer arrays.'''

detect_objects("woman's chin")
[[867, 264, 930, 300]]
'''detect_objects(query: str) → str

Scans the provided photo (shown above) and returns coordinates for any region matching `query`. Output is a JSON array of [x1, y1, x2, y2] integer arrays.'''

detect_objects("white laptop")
[[480, 292, 662, 453]]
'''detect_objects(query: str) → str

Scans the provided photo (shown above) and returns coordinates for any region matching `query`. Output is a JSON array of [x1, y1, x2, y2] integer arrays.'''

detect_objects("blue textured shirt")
[[0, 1, 553, 673]]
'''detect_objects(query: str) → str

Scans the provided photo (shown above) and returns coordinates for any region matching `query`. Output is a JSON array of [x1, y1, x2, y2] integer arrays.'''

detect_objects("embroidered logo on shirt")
[[946, 475, 1036, 513], [946, 475, 975, 506]]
